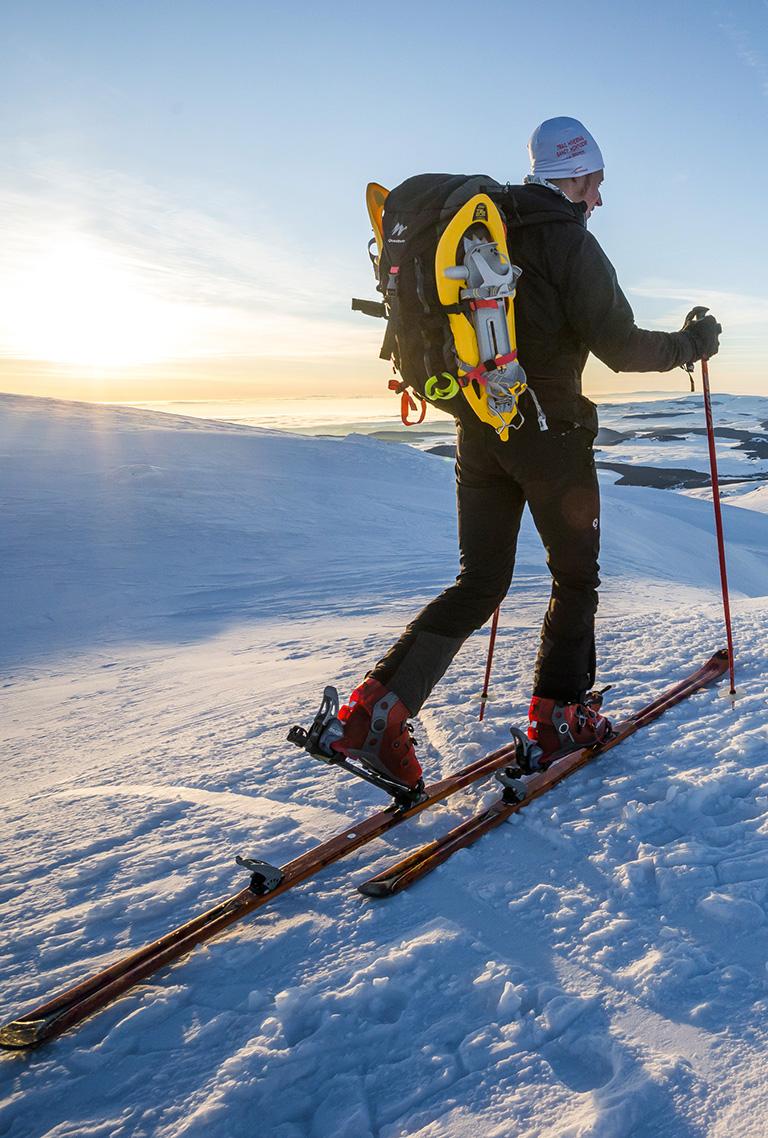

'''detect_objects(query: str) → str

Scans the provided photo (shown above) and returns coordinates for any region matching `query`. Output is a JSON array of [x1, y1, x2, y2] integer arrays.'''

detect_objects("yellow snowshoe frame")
[[435, 193, 524, 442], [366, 182, 388, 260]]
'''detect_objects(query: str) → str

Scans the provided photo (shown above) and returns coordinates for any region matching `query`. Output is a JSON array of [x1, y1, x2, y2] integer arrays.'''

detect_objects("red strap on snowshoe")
[[464, 350, 518, 386], [463, 364, 488, 387]]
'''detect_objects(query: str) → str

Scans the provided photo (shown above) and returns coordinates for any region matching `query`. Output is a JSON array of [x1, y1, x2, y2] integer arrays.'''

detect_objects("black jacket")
[[499, 183, 696, 432]]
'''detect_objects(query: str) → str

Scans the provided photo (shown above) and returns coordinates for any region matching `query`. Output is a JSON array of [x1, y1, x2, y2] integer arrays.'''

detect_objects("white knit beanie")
[[528, 117, 604, 179]]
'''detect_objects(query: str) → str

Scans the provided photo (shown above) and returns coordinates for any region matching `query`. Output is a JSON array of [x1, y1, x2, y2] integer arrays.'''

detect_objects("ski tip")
[[0, 1017, 50, 1050], [357, 879, 396, 899]]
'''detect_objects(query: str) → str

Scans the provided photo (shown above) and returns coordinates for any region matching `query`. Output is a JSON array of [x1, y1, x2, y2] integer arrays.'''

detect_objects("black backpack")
[[353, 173, 532, 438]]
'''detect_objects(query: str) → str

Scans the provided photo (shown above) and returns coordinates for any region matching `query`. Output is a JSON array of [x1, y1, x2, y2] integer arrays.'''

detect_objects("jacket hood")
[[498, 183, 588, 230]]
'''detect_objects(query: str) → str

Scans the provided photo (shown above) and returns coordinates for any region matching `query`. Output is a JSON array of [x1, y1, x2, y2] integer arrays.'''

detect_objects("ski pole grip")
[[683, 305, 709, 327]]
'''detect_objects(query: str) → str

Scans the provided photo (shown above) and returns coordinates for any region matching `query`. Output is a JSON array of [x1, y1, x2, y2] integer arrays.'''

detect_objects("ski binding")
[[508, 726, 545, 772], [492, 726, 547, 803], [288, 687, 427, 810], [287, 686, 343, 759], [494, 766, 528, 804], [235, 857, 283, 895]]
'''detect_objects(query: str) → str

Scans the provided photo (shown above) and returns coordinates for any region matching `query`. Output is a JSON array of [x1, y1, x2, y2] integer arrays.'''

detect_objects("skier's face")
[[579, 171, 604, 219]]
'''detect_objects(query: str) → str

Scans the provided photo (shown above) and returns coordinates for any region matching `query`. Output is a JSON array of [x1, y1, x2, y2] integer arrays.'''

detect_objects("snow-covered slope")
[[686, 482, 768, 514], [2, 393, 768, 1138], [2, 391, 767, 669]]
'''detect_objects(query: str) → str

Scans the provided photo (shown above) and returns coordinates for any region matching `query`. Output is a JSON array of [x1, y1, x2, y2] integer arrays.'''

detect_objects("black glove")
[[681, 306, 722, 361]]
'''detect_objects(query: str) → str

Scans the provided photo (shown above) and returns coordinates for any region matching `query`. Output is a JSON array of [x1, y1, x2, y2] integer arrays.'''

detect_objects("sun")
[[2, 233, 182, 368]]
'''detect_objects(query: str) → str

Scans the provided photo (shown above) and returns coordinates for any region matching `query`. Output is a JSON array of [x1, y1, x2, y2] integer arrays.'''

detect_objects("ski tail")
[[0, 730, 529, 1050]]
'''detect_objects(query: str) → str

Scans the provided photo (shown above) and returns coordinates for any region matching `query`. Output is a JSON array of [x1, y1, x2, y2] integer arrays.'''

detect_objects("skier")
[[328, 117, 722, 791]]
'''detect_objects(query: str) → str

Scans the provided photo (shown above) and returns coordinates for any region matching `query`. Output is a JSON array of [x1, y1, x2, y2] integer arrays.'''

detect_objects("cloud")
[[720, 16, 768, 97], [628, 281, 768, 378], [629, 281, 768, 330], [0, 164, 369, 366]]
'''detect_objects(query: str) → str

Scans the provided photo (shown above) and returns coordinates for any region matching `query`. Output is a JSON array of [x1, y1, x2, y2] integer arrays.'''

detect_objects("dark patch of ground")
[[624, 410, 695, 419], [426, 421, 768, 472], [596, 463, 768, 489], [673, 427, 768, 460], [596, 425, 768, 461], [636, 431, 689, 442], [371, 429, 448, 443], [595, 427, 635, 445]]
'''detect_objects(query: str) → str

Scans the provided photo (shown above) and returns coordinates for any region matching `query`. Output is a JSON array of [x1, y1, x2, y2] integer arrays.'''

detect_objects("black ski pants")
[[371, 415, 601, 714]]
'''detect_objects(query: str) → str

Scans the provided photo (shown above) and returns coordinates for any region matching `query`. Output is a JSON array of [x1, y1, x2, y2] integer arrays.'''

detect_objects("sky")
[[1, 0, 767, 406]]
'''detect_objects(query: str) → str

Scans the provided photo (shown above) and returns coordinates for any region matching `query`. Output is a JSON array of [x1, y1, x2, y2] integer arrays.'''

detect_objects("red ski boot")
[[527, 690, 612, 760], [331, 678, 423, 790]]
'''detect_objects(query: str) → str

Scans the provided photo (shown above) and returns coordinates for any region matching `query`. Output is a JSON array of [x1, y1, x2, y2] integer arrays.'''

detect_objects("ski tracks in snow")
[[3, 397, 768, 1137], [2, 609, 767, 1136]]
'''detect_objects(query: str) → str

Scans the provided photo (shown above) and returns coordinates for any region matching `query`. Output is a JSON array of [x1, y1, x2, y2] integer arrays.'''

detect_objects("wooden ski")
[[358, 650, 729, 898]]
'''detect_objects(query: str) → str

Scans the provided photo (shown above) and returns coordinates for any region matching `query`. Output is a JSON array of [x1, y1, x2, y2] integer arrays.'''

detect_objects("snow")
[[686, 482, 768, 515], [2, 391, 768, 1137]]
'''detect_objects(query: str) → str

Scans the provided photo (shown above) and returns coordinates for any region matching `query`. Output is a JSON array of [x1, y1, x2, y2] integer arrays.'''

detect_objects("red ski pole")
[[478, 606, 500, 721], [699, 354, 737, 694], [683, 307, 736, 695]]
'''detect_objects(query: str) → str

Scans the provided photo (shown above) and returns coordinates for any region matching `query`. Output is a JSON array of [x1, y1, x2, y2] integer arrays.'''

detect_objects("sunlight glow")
[[0, 210, 370, 382], [2, 235, 183, 367], [0, 180, 761, 402]]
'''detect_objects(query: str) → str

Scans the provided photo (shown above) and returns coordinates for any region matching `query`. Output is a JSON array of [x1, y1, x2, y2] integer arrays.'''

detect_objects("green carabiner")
[[425, 372, 460, 401]]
